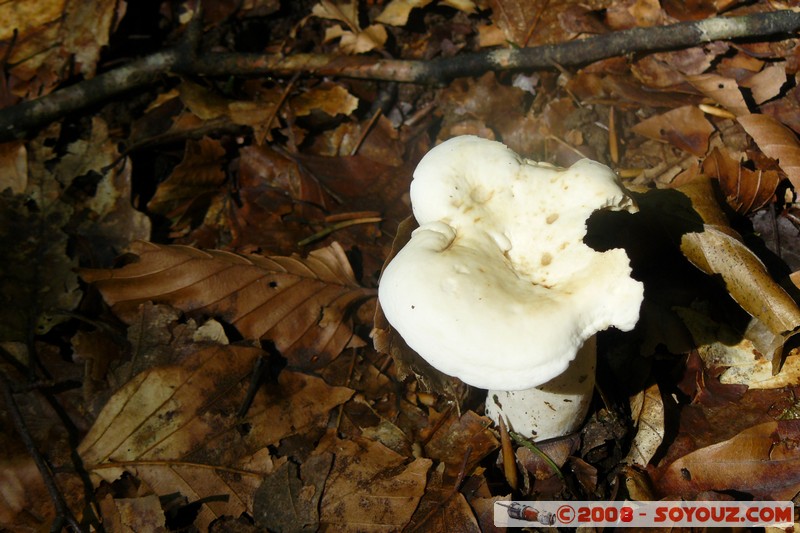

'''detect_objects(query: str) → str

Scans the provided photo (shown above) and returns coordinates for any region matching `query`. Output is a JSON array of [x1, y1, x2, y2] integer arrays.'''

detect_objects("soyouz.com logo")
[[493, 501, 794, 528]]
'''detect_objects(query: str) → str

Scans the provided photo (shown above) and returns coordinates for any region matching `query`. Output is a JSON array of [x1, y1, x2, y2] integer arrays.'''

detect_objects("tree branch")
[[1, 10, 799, 142]]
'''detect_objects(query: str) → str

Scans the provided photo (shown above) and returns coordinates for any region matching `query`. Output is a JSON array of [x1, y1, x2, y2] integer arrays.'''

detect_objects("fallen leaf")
[[405, 463, 481, 533], [313, 0, 387, 54], [741, 61, 787, 105], [423, 410, 499, 480], [80, 241, 376, 368], [655, 420, 800, 500], [685, 73, 750, 116], [701, 146, 780, 214], [0, 142, 27, 194], [99, 494, 167, 533], [0, 0, 123, 96], [78, 344, 353, 530], [677, 179, 800, 352], [253, 453, 333, 532], [737, 113, 800, 189], [0, 125, 81, 340], [376, 0, 434, 26], [147, 137, 226, 224], [291, 84, 359, 117], [625, 383, 665, 467], [516, 433, 579, 480], [314, 430, 432, 532], [631, 106, 714, 157]]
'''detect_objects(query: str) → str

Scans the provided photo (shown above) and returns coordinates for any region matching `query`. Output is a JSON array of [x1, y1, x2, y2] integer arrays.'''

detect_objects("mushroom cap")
[[378, 135, 644, 391]]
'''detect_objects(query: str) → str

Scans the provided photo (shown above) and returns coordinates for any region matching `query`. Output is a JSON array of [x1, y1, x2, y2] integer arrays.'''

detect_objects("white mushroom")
[[378, 135, 644, 440]]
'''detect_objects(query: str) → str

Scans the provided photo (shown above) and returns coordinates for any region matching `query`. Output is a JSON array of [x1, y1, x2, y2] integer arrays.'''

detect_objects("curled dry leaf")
[[313, 0, 387, 54], [631, 106, 714, 157], [738, 113, 800, 189], [655, 420, 800, 500], [676, 179, 800, 357], [624, 383, 665, 468], [78, 344, 353, 530], [80, 241, 376, 368], [702, 147, 780, 214]]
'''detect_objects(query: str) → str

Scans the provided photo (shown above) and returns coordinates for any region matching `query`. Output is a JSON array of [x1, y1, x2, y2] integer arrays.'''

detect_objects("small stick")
[[0, 374, 84, 532]]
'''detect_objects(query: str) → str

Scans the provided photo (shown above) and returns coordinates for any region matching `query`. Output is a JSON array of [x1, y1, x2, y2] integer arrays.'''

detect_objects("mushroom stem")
[[485, 335, 597, 441]]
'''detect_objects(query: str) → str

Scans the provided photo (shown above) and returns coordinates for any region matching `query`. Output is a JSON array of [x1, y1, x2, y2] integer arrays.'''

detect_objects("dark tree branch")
[[1, 10, 799, 142]]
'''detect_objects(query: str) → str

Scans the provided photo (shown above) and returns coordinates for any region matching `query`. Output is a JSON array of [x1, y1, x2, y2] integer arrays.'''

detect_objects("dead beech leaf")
[[0, 142, 27, 194], [80, 241, 375, 368], [98, 494, 167, 533], [147, 137, 226, 224], [253, 453, 332, 532], [423, 410, 499, 479], [701, 147, 780, 214], [738, 113, 800, 189], [291, 84, 359, 118], [314, 430, 432, 532], [516, 434, 580, 480], [656, 420, 800, 500], [677, 179, 800, 349], [685, 73, 750, 116], [741, 62, 787, 105], [0, 0, 122, 96], [406, 463, 481, 533], [313, 0, 387, 54], [681, 227, 800, 337], [78, 344, 353, 530], [631, 106, 714, 157], [376, 0, 434, 26], [625, 383, 665, 468]]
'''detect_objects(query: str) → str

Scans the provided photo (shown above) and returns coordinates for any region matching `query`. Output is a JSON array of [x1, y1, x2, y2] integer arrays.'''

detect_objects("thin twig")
[[1, 10, 799, 141], [0, 373, 85, 532]]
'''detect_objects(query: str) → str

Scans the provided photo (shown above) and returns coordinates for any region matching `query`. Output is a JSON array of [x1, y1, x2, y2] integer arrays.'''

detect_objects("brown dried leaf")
[[78, 344, 353, 530], [702, 147, 780, 213], [741, 62, 787, 105], [80, 241, 376, 368], [631, 106, 714, 157], [291, 84, 359, 117], [423, 410, 499, 480], [376, 0, 434, 26], [685, 73, 750, 116], [655, 420, 800, 500], [314, 431, 432, 532], [680, 224, 800, 338], [0, 0, 123, 96], [0, 142, 27, 194], [253, 454, 332, 532], [0, 125, 81, 340], [147, 137, 227, 223], [313, 0, 387, 54], [516, 434, 580, 480], [675, 178, 800, 364], [738, 113, 800, 189], [98, 494, 167, 533], [406, 463, 481, 533], [624, 383, 665, 467]]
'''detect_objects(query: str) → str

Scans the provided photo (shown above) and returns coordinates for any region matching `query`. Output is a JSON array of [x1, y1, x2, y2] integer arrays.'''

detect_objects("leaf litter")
[[2, 0, 800, 531]]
